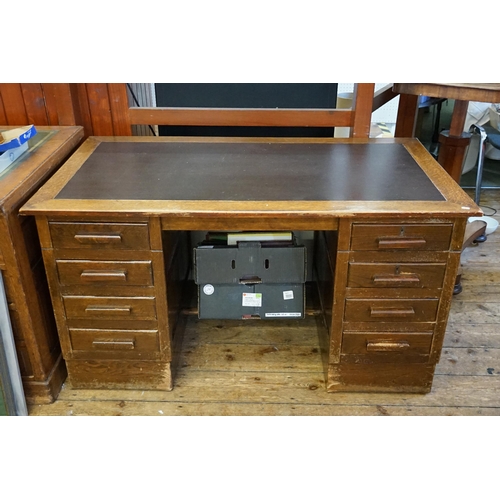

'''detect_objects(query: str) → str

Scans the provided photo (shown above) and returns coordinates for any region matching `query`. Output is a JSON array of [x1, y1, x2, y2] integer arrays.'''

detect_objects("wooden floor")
[[28, 189, 500, 416]]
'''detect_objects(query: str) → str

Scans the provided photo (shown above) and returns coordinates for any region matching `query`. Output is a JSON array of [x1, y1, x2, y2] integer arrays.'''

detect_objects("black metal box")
[[194, 241, 306, 320]]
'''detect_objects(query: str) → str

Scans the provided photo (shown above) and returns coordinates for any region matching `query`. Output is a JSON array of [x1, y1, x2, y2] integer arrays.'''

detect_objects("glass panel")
[[0, 130, 55, 180]]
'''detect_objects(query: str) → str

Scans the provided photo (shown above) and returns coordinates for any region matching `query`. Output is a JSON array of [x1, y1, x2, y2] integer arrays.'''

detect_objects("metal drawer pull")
[[370, 307, 415, 317], [366, 341, 410, 352], [85, 305, 132, 314], [74, 234, 122, 244], [372, 273, 420, 284], [92, 339, 135, 350], [80, 270, 127, 282], [377, 238, 426, 249]]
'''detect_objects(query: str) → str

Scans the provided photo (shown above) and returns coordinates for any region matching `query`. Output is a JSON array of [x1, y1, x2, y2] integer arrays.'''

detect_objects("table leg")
[[437, 100, 471, 183]]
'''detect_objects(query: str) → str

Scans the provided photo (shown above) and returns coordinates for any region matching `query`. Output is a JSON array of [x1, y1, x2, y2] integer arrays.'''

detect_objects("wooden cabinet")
[[0, 126, 83, 403], [39, 218, 184, 390], [327, 219, 465, 392]]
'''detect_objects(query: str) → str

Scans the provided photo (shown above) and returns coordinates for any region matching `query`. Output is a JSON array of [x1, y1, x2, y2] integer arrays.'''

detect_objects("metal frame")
[[464, 124, 500, 205], [0, 272, 27, 416]]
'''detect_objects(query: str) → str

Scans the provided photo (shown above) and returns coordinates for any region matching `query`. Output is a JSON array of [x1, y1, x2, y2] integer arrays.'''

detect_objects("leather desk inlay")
[[57, 142, 445, 202]]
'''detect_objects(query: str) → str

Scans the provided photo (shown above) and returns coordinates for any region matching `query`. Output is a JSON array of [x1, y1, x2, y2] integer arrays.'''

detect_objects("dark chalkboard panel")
[[155, 83, 338, 137]]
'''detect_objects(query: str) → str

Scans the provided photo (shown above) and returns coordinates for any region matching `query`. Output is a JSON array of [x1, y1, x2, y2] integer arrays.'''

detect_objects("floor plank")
[[27, 400, 500, 417]]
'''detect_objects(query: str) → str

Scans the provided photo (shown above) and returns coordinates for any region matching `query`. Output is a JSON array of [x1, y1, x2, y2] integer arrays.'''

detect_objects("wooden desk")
[[0, 126, 84, 403], [21, 136, 480, 393], [394, 83, 500, 183]]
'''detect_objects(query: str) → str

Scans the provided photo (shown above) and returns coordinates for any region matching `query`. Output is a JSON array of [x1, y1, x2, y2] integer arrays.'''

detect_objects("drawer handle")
[[370, 307, 415, 318], [74, 234, 122, 244], [372, 273, 420, 285], [366, 341, 410, 352], [377, 238, 426, 249], [240, 276, 262, 285], [80, 270, 127, 282], [92, 339, 135, 350], [85, 305, 132, 315]]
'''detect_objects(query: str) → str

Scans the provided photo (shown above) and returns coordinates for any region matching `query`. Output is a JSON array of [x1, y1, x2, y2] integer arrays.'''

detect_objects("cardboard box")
[[194, 241, 306, 320]]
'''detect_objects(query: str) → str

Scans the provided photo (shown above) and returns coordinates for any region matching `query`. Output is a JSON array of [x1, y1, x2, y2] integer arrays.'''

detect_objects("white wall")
[[337, 83, 400, 124]]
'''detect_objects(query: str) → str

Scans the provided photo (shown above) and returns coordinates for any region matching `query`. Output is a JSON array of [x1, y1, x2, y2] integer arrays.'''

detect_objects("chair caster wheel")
[[453, 283, 463, 295], [474, 233, 487, 243]]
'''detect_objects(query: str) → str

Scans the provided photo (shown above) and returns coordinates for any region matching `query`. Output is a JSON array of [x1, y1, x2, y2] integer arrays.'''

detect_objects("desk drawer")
[[63, 296, 157, 320], [347, 263, 446, 289], [69, 328, 159, 356], [49, 222, 150, 250], [350, 224, 453, 251], [342, 331, 433, 355], [344, 298, 439, 323], [341, 331, 433, 363], [56, 260, 153, 286]]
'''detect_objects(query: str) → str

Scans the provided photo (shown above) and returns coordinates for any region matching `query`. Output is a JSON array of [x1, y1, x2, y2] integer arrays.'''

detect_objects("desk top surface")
[[57, 141, 443, 202], [21, 137, 480, 219]]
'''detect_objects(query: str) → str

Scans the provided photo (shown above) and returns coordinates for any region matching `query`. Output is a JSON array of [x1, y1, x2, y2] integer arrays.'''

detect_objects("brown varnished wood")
[[129, 106, 354, 128], [350, 224, 453, 251], [0, 90, 7, 124], [448, 99, 469, 136], [21, 84, 50, 125], [394, 93, 419, 138], [62, 296, 157, 321], [68, 328, 160, 359], [65, 359, 173, 391], [56, 260, 154, 286], [41, 84, 63, 125], [74, 84, 94, 138], [341, 331, 433, 363], [0, 84, 28, 125], [351, 83, 375, 137], [49, 221, 150, 250], [0, 126, 83, 403], [327, 362, 435, 393], [107, 83, 132, 136], [86, 84, 115, 136], [429, 250, 463, 364], [152, 244, 173, 360], [347, 262, 447, 289], [344, 298, 439, 323], [394, 83, 500, 103], [46, 83, 80, 126]]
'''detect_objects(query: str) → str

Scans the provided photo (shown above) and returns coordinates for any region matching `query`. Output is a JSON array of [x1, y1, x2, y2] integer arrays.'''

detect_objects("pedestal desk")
[[0, 126, 83, 403], [21, 136, 480, 393]]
